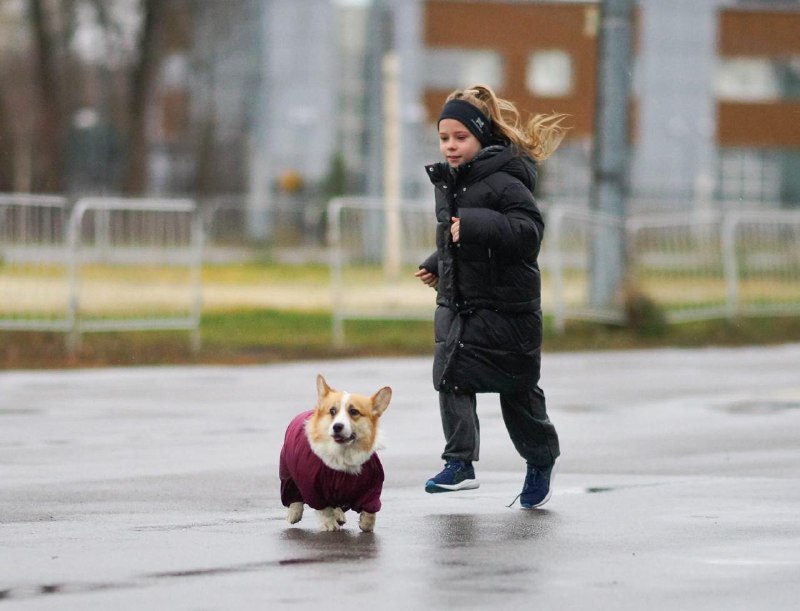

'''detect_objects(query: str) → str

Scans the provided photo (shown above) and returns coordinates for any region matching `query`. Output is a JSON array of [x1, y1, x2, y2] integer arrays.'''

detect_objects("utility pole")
[[362, 0, 392, 262], [382, 51, 401, 280], [589, 0, 634, 310], [247, 0, 272, 242]]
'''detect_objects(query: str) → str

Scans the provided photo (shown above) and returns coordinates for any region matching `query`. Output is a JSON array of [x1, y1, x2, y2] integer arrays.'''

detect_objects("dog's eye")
[[348, 407, 360, 417], [329, 407, 336, 416]]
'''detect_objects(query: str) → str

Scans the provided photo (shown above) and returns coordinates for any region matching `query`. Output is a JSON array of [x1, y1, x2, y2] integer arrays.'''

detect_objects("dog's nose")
[[332, 423, 344, 434]]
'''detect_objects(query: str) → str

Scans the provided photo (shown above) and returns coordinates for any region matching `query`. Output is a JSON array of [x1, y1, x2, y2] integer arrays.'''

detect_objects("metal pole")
[[190, 208, 204, 354], [721, 212, 740, 320], [246, 0, 272, 242], [362, 0, 392, 262], [383, 51, 401, 280], [549, 206, 567, 334], [66, 200, 86, 357], [328, 199, 346, 347], [589, 0, 633, 310]]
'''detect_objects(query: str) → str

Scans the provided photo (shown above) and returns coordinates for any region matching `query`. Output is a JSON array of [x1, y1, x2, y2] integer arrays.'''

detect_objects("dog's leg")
[[358, 511, 376, 532], [333, 507, 347, 526], [317, 507, 342, 531], [287, 502, 304, 524]]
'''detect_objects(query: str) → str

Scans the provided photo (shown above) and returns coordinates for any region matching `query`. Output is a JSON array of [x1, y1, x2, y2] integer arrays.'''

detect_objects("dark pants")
[[439, 385, 559, 469]]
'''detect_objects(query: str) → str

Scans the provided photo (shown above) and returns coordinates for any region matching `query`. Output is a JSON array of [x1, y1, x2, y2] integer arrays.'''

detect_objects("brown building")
[[421, 0, 800, 207], [423, 0, 599, 137], [717, 7, 800, 149]]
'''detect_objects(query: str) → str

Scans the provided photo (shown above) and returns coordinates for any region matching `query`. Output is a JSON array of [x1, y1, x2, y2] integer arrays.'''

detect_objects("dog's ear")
[[370, 386, 392, 416], [316, 374, 333, 401]]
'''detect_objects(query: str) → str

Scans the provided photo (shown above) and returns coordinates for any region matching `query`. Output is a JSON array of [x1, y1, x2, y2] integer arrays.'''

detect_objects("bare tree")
[[0, 82, 14, 191], [21, 0, 166, 195], [29, 0, 66, 192], [13, 1, 224, 196], [122, 0, 163, 194]]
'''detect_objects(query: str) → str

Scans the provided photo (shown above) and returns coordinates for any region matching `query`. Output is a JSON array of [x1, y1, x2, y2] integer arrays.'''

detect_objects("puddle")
[[277, 557, 327, 566], [583, 482, 665, 495], [0, 408, 42, 416], [133, 517, 261, 532], [0, 581, 135, 601], [721, 400, 800, 415], [559, 404, 609, 414], [0, 555, 343, 602], [1, 519, 383, 602]]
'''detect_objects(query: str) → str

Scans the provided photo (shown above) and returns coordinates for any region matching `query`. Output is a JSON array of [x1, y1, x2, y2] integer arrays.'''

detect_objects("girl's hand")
[[450, 217, 460, 243], [415, 268, 438, 289]]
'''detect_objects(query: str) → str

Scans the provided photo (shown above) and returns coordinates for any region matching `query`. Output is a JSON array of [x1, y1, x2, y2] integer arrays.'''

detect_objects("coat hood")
[[426, 144, 538, 192]]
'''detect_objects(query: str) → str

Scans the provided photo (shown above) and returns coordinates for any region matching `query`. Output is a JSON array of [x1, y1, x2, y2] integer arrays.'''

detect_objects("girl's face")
[[438, 118, 482, 168]]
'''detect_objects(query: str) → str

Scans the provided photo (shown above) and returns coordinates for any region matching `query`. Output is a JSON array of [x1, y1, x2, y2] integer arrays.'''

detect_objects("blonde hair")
[[445, 84, 569, 162]]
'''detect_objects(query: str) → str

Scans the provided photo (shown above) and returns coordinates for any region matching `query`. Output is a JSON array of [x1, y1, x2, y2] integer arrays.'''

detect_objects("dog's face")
[[307, 374, 392, 459]]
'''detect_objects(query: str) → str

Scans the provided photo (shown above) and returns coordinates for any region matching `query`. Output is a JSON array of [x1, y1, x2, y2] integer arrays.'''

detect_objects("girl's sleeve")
[[419, 251, 439, 273], [459, 184, 543, 259]]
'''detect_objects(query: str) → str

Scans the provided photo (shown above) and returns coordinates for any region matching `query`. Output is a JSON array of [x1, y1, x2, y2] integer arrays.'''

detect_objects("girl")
[[415, 84, 567, 508]]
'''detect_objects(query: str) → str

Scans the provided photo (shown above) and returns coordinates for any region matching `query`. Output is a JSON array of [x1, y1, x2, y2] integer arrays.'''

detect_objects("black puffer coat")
[[420, 144, 544, 394]]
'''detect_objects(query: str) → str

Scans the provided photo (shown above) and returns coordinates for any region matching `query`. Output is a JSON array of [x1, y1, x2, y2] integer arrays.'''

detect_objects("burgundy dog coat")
[[279, 410, 384, 513]]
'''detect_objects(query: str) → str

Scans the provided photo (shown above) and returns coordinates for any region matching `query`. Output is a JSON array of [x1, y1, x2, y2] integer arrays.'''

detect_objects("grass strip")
[[2, 308, 800, 370]]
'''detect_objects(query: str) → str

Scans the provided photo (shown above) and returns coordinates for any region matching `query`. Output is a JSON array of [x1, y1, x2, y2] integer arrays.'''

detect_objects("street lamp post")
[[589, 0, 634, 311]]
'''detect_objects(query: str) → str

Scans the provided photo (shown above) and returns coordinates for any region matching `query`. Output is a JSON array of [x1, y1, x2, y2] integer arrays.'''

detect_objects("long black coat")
[[420, 145, 544, 394]]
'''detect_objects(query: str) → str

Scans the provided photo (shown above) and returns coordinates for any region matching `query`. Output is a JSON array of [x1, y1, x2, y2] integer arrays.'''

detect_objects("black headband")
[[438, 99, 493, 147]]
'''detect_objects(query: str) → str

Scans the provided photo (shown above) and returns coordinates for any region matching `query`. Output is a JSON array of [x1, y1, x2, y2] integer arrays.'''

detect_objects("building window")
[[716, 57, 800, 102], [424, 49, 503, 90], [526, 50, 574, 97], [537, 138, 591, 199], [718, 148, 781, 205]]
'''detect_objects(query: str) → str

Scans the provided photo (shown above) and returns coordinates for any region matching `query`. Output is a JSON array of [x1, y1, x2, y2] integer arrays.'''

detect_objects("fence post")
[[721, 212, 740, 319], [190, 210, 204, 354], [65, 200, 87, 356], [589, 0, 633, 311], [549, 206, 567, 334], [328, 198, 346, 347], [382, 52, 402, 281]]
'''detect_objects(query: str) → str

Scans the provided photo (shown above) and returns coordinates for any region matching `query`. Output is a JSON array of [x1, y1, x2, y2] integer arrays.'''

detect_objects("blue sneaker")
[[425, 460, 479, 493], [519, 457, 559, 508]]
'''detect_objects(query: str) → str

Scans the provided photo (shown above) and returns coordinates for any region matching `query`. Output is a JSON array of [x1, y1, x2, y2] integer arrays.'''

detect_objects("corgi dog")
[[279, 374, 392, 532]]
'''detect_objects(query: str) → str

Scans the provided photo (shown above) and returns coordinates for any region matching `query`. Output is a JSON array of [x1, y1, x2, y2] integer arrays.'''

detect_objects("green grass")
[[2, 261, 800, 369], [3, 308, 800, 370], [202, 262, 331, 284]]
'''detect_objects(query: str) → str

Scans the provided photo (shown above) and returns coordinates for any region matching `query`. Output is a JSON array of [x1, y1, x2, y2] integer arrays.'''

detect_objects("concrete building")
[[420, 0, 800, 210], [156, 0, 800, 242]]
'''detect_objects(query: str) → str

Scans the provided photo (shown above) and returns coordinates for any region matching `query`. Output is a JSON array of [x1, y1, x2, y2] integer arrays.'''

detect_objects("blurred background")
[[1, 0, 799, 366]]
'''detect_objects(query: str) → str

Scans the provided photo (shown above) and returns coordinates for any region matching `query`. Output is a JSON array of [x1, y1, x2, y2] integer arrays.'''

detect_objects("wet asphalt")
[[1, 345, 799, 610]]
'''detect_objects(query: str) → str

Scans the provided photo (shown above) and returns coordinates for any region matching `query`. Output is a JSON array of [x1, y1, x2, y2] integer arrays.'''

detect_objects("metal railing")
[[328, 197, 435, 346], [328, 198, 800, 344], [549, 207, 800, 330], [721, 210, 800, 319], [543, 205, 627, 332], [1, 195, 203, 355], [0, 194, 70, 332]]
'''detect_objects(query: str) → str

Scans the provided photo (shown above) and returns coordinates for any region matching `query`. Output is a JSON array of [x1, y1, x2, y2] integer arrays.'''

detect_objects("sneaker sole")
[[425, 479, 480, 493], [520, 457, 560, 509]]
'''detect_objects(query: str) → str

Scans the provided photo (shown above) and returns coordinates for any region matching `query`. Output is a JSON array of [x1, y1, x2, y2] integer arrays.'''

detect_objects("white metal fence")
[[0, 195, 203, 354], [0, 194, 70, 332], [721, 210, 800, 319], [328, 197, 435, 346], [202, 195, 248, 245], [543, 205, 627, 331], [328, 198, 800, 343]]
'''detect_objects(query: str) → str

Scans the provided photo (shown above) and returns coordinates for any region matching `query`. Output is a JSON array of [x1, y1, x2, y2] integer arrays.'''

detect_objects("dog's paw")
[[317, 507, 342, 531], [334, 507, 347, 526], [287, 502, 304, 524], [358, 511, 376, 532]]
